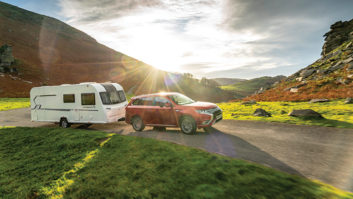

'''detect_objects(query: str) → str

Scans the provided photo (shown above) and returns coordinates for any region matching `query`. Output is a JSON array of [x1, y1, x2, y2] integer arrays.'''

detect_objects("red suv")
[[125, 92, 222, 134]]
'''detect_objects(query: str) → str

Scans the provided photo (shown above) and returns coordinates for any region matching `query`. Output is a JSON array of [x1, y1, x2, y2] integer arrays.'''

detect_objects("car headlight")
[[195, 109, 210, 114]]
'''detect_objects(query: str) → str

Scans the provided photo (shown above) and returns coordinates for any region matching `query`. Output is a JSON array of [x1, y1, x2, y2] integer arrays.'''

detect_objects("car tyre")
[[132, 116, 145, 131], [203, 127, 212, 132], [180, 116, 196, 135], [59, 118, 71, 128]]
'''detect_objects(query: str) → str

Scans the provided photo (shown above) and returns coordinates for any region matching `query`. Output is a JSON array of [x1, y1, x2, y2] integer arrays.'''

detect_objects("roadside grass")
[[1, 128, 352, 198], [0, 127, 108, 198], [64, 135, 352, 199], [217, 100, 353, 128], [0, 98, 30, 111]]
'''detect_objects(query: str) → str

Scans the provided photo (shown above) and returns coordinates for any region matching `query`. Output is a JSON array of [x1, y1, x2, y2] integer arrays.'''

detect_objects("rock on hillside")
[[247, 19, 353, 101]]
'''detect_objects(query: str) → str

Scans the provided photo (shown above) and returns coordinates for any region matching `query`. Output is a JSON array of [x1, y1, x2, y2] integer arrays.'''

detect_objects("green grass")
[[0, 98, 30, 111], [218, 100, 353, 128], [1, 127, 352, 198], [64, 135, 351, 199], [0, 127, 108, 198]]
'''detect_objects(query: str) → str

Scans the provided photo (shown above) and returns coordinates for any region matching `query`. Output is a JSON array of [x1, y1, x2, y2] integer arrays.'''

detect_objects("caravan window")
[[63, 94, 75, 103], [100, 91, 121, 105], [82, 93, 95, 105], [118, 91, 126, 102]]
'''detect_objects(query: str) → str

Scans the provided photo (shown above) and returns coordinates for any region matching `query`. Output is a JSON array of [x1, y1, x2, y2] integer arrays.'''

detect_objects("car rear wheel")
[[132, 116, 145, 131], [180, 116, 196, 135], [59, 118, 71, 128]]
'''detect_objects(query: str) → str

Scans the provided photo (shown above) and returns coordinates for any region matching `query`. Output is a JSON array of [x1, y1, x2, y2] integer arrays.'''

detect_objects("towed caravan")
[[30, 82, 128, 128]]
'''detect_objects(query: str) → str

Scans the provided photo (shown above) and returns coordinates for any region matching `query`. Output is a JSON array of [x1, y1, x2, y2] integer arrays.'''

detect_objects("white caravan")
[[30, 82, 128, 128]]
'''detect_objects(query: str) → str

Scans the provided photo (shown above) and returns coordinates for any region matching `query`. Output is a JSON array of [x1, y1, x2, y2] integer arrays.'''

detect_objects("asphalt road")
[[1, 108, 353, 192]]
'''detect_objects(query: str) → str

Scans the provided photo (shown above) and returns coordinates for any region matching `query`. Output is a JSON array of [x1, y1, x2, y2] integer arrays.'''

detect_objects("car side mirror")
[[165, 102, 172, 108]]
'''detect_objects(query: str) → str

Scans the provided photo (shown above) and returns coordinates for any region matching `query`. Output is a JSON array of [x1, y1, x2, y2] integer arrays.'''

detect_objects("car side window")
[[132, 97, 154, 106], [154, 97, 170, 107]]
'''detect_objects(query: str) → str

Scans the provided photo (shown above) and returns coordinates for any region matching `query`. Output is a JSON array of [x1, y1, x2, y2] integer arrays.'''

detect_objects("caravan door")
[[73, 109, 80, 121]]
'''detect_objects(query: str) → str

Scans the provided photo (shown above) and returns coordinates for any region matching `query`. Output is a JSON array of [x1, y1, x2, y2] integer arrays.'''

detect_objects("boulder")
[[296, 77, 303, 82], [348, 62, 353, 70], [288, 109, 323, 118], [345, 97, 353, 104], [242, 100, 257, 105], [309, 99, 330, 103], [327, 61, 344, 72], [253, 108, 271, 117], [300, 69, 316, 78], [290, 88, 298, 93], [342, 57, 353, 64]]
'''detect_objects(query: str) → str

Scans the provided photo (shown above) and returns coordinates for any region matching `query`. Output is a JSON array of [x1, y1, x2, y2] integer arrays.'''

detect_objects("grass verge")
[[0, 98, 30, 111], [218, 100, 353, 128], [0, 127, 108, 198], [64, 135, 353, 199], [0, 127, 352, 198]]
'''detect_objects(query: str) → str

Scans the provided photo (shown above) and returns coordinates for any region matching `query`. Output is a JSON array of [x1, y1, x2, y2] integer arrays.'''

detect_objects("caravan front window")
[[100, 91, 121, 105]]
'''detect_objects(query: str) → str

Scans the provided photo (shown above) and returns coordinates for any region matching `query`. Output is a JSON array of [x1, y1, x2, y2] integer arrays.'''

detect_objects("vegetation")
[[0, 127, 108, 198], [218, 100, 353, 128], [0, 127, 352, 198], [0, 98, 30, 111]]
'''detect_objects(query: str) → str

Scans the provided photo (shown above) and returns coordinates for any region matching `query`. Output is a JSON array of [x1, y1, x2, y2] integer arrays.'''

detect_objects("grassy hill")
[[211, 78, 245, 86], [220, 76, 286, 98], [0, 2, 232, 102], [248, 19, 353, 101]]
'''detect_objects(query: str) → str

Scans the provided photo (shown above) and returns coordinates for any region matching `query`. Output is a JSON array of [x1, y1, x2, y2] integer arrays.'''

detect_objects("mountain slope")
[[211, 78, 245, 86], [247, 19, 353, 101], [0, 2, 232, 102], [220, 76, 286, 98]]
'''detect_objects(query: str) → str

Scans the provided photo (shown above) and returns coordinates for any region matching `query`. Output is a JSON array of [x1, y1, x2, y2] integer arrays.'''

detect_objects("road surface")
[[1, 108, 353, 192]]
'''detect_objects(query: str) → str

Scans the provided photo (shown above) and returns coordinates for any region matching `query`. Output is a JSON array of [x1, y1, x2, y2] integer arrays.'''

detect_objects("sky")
[[2, 0, 353, 79]]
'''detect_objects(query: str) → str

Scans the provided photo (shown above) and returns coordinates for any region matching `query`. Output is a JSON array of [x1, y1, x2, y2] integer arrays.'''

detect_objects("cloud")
[[57, 0, 353, 79], [59, 0, 162, 24]]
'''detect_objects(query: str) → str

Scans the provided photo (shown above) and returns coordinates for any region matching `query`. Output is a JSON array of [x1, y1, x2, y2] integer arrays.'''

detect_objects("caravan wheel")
[[59, 118, 71, 128]]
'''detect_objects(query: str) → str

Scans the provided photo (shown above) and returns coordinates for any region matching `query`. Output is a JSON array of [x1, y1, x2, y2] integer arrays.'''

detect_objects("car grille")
[[208, 107, 222, 122]]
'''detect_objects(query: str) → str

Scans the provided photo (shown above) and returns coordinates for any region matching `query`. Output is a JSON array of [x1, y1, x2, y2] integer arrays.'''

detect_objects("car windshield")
[[168, 94, 195, 105]]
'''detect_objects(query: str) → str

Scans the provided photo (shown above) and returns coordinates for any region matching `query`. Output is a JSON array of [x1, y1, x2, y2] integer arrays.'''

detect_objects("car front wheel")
[[132, 116, 145, 131], [180, 116, 196, 135]]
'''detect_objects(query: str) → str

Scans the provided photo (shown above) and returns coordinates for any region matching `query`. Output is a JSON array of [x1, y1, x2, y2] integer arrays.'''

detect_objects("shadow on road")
[[122, 126, 302, 176]]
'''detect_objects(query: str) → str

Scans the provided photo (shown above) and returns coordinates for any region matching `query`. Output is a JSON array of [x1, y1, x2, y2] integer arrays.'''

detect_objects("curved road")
[[1, 108, 353, 192]]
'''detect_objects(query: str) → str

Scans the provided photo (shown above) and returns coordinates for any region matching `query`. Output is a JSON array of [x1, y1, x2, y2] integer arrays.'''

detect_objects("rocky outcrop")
[[0, 44, 16, 73], [345, 97, 353, 104], [247, 19, 353, 101], [322, 19, 353, 56], [241, 100, 257, 105], [309, 99, 330, 103], [288, 109, 323, 119], [253, 108, 271, 117]]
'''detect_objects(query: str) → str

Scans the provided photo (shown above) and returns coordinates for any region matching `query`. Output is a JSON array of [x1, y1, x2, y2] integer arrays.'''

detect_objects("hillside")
[[247, 19, 353, 101], [211, 78, 245, 86], [0, 2, 232, 102], [220, 76, 286, 99]]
